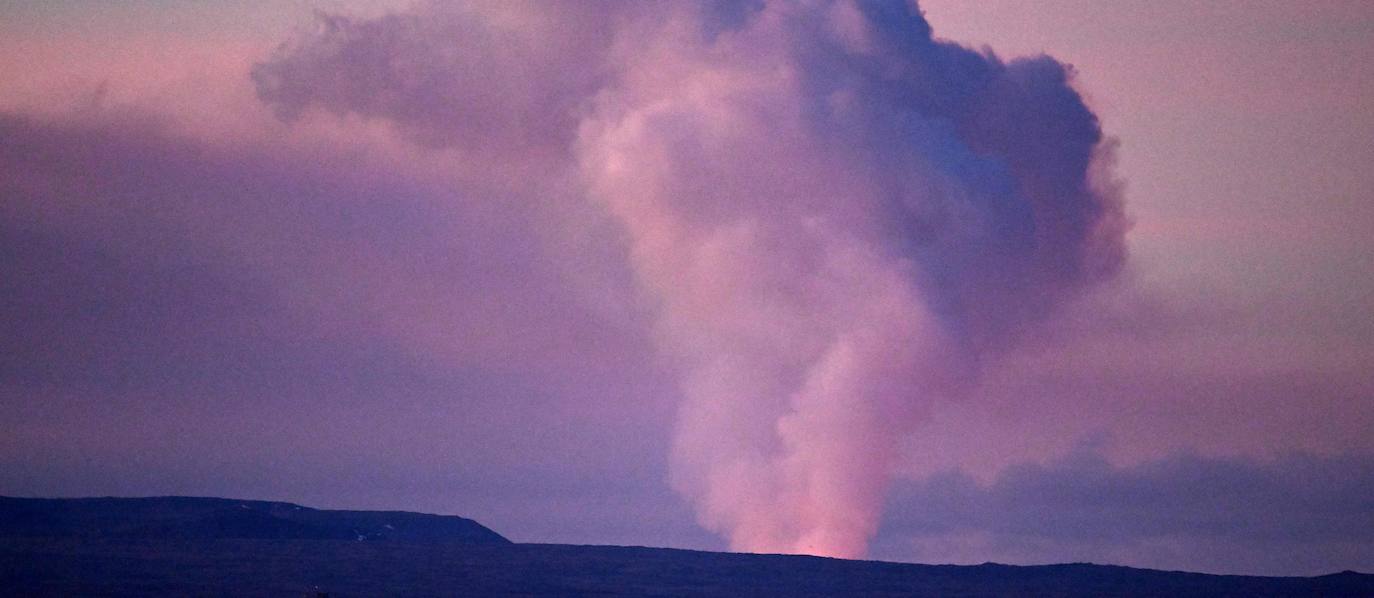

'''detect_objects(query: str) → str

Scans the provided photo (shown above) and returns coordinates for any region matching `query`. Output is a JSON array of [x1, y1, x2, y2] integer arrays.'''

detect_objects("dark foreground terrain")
[[2, 497, 1370, 597]]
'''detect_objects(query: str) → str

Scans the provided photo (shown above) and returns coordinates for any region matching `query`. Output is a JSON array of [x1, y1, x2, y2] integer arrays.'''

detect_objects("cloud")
[[247, 0, 1128, 557], [577, 1, 1124, 557], [0, 111, 677, 540], [875, 447, 1374, 575], [251, 1, 632, 162]]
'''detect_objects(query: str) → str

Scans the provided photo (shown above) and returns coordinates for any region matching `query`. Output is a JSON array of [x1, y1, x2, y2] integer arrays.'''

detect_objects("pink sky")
[[1, 0, 1371, 576]]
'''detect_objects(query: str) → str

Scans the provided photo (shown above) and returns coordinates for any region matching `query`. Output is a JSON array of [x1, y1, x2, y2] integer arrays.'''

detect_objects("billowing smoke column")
[[255, 0, 1126, 558]]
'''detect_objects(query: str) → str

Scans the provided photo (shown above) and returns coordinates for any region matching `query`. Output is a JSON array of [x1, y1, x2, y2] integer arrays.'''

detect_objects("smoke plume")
[[254, 0, 1126, 558]]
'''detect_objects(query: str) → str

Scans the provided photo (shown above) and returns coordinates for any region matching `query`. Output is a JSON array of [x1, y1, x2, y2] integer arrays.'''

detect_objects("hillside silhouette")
[[2, 496, 1370, 596], [0, 496, 508, 544]]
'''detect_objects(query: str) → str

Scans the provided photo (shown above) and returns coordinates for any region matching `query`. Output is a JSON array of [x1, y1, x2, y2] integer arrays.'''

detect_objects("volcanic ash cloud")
[[255, 0, 1126, 558]]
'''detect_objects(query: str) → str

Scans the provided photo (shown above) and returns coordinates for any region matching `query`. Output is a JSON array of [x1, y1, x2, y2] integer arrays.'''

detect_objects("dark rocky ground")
[[5, 538, 1373, 597], [2, 497, 1370, 596]]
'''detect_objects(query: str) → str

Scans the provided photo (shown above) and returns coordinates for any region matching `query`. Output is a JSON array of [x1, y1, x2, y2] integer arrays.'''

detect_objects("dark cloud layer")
[[0, 113, 681, 546], [876, 448, 1374, 575]]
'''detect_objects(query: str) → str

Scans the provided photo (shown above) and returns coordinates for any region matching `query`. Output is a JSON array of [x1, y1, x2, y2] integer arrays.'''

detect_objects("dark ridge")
[[0, 496, 509, 545], [1, 497, 1370, 596]]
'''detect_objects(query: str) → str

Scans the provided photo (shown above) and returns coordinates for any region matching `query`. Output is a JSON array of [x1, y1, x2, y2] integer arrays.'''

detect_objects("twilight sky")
[[2, 0, 1372, 576]]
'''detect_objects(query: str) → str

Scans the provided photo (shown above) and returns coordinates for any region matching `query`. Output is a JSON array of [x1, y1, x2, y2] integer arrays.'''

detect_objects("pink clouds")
[[569, 1, 1122, 558], [246, 0, 1123, 557]]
